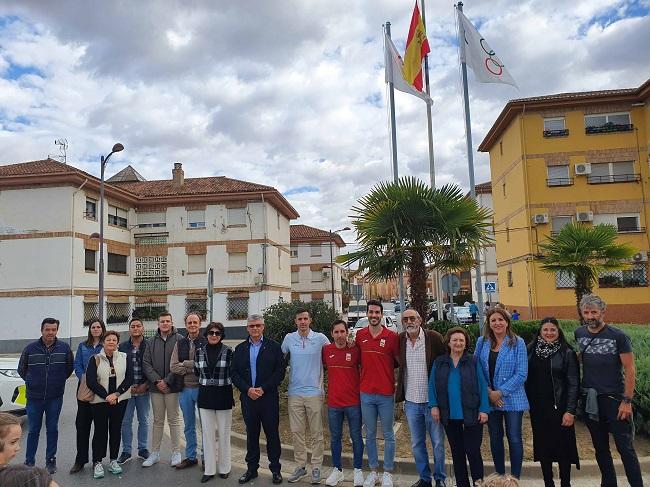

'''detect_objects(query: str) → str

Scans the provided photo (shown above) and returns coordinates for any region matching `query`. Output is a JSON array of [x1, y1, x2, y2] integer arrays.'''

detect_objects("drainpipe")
[[70, 178, 89, 345]]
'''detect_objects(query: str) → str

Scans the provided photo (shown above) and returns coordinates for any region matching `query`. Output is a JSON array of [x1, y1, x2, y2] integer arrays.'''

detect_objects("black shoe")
[[273, 472, 283, 484], [138, 449, 151, 460], [435, 481, 446, 487], [117, 452, 132, 465], [201, 475, 215, 483], [239, 470, 259, 484], [45, 458, 57, 475], [219, 473, 230, 479], [411, 481, 432, 487], [69, 463, 84, 474], [24, 460, 35, 467]]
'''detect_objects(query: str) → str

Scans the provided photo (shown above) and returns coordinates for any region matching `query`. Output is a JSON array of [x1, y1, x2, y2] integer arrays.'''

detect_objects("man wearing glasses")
[[231, 314, 285, 485], [396, 309, 446, 487]]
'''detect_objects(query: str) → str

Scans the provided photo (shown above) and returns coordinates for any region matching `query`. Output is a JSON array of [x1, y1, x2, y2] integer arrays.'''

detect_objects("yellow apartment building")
[[478, 79, 650, 323]]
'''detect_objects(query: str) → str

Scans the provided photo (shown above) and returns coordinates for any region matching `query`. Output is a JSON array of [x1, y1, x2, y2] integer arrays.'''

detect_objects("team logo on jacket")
[[346, 353, 351, 361], [380, 339, 385, 347]]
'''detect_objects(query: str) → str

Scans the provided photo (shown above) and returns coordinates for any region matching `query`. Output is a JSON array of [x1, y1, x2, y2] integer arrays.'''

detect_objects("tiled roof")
[[0, 158, 79, 176], [291, 224, 346, 247], [111, 176, 274, 197], [475, 181, 492, 194], [509, 87, 637, 104], [107, 165, 146, 182]]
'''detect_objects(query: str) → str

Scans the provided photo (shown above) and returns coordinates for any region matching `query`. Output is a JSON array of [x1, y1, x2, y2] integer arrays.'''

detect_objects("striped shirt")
[[405, 327, 428, 403]]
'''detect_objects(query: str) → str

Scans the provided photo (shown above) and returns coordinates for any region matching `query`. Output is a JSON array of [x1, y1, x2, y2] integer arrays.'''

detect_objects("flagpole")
[[457, 2, 486, 330], [385, 22, 407, 313], [419, 0, 444, 320]]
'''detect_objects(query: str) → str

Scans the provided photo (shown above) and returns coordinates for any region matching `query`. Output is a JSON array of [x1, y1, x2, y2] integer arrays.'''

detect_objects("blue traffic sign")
[[484, 282, 497, 293]]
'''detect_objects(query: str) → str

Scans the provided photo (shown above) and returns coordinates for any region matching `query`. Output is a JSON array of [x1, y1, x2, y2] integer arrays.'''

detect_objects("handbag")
[[77, 355, 100, 402]]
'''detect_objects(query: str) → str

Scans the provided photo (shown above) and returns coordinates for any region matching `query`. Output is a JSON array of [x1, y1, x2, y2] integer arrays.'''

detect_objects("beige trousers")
[[150, 392, 181, 453], [199, 408, 232, 476], [288, 395, 324, 468]]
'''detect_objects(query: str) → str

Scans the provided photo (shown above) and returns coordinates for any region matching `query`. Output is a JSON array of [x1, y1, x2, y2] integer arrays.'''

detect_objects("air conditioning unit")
[[532, 213, 549, 225], [632, 252, 648, 262], [576, 211, 594, 222], [575, 163, 592, 175]]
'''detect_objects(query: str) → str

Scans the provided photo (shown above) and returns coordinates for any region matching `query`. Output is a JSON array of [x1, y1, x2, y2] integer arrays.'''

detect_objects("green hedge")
[[262, 300, 337, 344], [425, 319, 650, 436]]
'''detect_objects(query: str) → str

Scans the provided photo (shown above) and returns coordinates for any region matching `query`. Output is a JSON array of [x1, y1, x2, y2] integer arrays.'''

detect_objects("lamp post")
[[90, 143, 124, 322], [329, 227, 350, 314]]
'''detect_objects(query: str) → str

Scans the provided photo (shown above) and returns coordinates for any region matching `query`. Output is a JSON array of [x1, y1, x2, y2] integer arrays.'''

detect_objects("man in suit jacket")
[[231, 314, 286, 485]]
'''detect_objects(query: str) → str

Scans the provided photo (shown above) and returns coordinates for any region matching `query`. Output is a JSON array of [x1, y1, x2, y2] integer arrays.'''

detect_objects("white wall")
[[0, 237, 73, 290], [0, 186, 73, 233]]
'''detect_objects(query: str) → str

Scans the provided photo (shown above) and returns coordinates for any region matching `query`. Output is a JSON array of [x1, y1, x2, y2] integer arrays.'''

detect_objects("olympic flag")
[[457, 10, 517, 87], [384, 33, 432, 104]]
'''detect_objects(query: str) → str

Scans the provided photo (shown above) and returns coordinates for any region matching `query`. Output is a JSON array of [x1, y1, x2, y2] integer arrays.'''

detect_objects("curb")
[[230, 431, 650, 478]]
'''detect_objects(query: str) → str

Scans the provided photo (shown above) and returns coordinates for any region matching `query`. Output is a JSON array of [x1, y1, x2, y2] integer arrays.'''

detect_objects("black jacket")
[[231, 337, 285, 396], [526, 342, 579, 414]]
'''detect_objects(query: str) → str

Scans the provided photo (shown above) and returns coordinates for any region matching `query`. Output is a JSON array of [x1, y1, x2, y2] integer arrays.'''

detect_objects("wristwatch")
[[622, 396, 632, 404]]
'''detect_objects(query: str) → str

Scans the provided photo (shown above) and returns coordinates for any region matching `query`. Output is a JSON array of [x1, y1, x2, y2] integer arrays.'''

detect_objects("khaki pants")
[[288, 395, 324, 468], [199, 408, 232, 476], [150, 392, 181, 453]]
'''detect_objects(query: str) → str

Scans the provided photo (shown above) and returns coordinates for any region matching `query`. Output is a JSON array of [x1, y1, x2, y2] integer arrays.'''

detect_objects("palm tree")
[[537, 223, 636, 319], [337, 177, 492, 320]]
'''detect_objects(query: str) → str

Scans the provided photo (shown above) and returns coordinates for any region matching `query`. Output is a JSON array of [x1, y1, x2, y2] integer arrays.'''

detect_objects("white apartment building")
[[290, 224, 345, 313], [0, 159, 298, 351], [470, 182, 499, 304]]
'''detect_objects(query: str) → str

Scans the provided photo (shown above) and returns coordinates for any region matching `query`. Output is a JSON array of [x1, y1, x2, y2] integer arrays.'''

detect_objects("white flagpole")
[[457, 2, 486, 330], [385, 22, 407, 311]]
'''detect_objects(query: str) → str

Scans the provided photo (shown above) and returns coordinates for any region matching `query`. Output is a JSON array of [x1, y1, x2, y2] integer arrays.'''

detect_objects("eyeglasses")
[[247, 324, 262, 329], [402, 316, 418, 323], [207, 331, 221, 337]]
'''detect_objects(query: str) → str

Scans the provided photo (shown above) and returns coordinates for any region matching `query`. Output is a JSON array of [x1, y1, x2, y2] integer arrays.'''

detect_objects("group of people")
[[8, 293, 643, 487]]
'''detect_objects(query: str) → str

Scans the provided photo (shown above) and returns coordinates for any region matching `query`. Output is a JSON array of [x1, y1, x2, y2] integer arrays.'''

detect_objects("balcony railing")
[[543, 129, 569, 138], [546, 177, 573, 187], [587, 173, 640, 184], [586, 123, 634, 134]]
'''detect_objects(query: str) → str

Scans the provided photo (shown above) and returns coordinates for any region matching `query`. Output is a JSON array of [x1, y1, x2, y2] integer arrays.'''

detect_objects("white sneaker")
[[142, 451, 160, 467], [170, 451, 182, 467], [363, 471, 379, 487], [354, 469, 365, 487], [325, 468, 344, 486], [93, 462, 105, 479], [381, 472, 393, 487], [108, 460, 122, 475]]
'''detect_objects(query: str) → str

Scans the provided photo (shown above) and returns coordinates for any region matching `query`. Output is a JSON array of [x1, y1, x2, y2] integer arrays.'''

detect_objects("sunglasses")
[[247, 324, 262, 329], [207, 331, 221, 337], [402, 316, 418, 322]]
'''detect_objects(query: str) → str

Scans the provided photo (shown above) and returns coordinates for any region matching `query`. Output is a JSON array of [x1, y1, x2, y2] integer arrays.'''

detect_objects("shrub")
[[262, 300, 337, 343]]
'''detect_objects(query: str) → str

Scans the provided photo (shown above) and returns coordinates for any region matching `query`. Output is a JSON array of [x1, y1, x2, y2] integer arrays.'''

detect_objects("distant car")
[[349, 316, 398, 341], [347, 300, 368, 325], [450, 306, 473, 326], [0, 357, 27, 413]]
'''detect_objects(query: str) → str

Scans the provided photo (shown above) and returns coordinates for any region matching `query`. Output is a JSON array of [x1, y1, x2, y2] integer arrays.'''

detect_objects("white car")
[[0, 357, 27, 413], [450, 306, 474, 326], [349, 316, 398, 341]]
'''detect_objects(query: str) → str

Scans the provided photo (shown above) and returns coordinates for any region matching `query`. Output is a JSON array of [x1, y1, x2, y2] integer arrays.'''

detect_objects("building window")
[[312, 270, 324, 282], [106, 303, 131, 325], [502, 180, 506, 198], [278, 248, 282, 269], [228, 252, 247, 271], [585, 112, 632, 134], [547, 165, 571, 186], [551, 216, 573, 235], [83, 302, 99, 327], [499, 140, 503, 156], [188, 254, 206, 273], [138, 212, 166, 228], [85, 249, 96, 271], [227, 207, 247, 226], [310, 244, 322, 257], [588, 161, 638, 184], [555, 271, 576, 289], [599, 263, 648, 288], [108, 205, 128, 228], [107, 253, 127, 274], [85, 198, 97, 220], [290, 246, 298, 258], [291, 271, 299, 283], [593, 213, 642, 233], [543, 117, 568, 137], [277, 211, 281, 230], [188, 210, 205, 229], [227, 296, 249, 320], [185, 298, 207, 320], [507, 270, 513, 287], [132, 301, 168, 322]]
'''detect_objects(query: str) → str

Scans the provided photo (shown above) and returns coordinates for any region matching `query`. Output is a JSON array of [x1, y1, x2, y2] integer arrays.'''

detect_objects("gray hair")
[[580, 294, 607, 312], [247, 314, 264, 324]]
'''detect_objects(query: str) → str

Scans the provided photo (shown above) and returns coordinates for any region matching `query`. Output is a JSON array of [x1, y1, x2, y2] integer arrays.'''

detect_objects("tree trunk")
[[409, 249, 429, 323], [574, 270, 593, 323]]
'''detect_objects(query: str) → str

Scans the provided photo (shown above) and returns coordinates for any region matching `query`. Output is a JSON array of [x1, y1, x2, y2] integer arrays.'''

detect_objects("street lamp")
[[91, 143, 124, 322], [329, 227, 350, 314]]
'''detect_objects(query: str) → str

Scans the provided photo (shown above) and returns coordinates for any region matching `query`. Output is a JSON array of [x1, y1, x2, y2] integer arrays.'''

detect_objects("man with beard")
[[575, 294, 643, 487], [396, 309, 446, 487], [355, 300, 399, 487]]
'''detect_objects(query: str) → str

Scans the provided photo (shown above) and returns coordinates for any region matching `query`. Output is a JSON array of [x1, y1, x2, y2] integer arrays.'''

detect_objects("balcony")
[[587, 173, 640, 184], [585, 123, 634, 135], [543, 129, 569, 138], [546, 177, 573, 187]]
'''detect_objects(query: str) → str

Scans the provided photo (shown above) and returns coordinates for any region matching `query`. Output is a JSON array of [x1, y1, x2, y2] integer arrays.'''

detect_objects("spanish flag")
[[402, 2, 430, 91]]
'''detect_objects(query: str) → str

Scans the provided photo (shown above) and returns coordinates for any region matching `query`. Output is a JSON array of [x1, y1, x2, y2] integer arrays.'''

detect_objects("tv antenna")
[[50, 138, 68, 163]]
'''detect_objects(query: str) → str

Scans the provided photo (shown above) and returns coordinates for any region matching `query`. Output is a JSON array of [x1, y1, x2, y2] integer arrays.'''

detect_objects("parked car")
[[347, 300, 368, 325], [349, 316, 398, 341], [450, 306, 473, 326], [0, 357, 27, 413]]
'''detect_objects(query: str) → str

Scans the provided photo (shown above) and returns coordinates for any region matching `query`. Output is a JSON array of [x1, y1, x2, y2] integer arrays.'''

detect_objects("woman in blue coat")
[[70, 320, 105, 474], [474, 308, 528, 479]]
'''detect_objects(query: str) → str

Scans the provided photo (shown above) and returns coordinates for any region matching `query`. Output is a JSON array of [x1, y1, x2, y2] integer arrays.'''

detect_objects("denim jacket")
[[74, 341, 103, 380]]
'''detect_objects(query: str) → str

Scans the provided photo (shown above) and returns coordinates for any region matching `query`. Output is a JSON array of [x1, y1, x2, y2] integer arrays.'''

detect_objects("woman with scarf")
[[526, 317, 580, 487]]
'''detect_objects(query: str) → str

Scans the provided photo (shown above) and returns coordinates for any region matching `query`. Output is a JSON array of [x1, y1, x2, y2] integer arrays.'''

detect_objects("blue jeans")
[[360, 393, 395, 472], [487, 410, 524, 478], [328, 405, 364, 470], [25, 396, 64, 464], [121, 393, 150, 455], [404, 401, 446, 482], [179, 387, 199, 460]]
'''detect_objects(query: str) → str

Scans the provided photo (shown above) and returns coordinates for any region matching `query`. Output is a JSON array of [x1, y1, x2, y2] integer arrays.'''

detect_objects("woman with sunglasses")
[[194, 322, 234, 483]]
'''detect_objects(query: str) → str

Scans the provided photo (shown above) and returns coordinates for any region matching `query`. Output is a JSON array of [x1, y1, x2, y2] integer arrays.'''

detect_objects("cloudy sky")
[[1, 0, 649, 246]]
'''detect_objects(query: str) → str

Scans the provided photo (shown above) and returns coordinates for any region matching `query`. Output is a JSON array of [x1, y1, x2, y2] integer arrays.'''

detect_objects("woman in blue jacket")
[[70, 320, 105, 474], [474, 308, 528, 479]]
